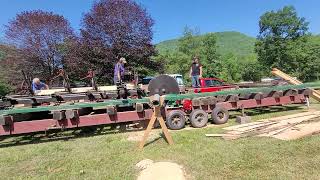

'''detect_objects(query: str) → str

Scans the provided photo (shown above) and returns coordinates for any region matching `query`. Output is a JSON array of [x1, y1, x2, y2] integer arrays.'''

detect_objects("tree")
[[5, 10, 74, 83], [0, 44, 23, 93], [178, 26, 201, 55], [201, 33, 220, 78], [79, 0, 159, 83], [217, 53, 242, 82], [255, 6, 314, 80]]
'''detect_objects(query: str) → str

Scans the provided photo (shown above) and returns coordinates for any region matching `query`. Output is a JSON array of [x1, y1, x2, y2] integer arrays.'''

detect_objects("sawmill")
[[0, 68, 318, 136]]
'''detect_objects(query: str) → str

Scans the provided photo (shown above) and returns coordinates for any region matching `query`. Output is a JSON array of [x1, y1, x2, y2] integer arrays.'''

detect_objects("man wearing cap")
[[114, 57, 127, 84]]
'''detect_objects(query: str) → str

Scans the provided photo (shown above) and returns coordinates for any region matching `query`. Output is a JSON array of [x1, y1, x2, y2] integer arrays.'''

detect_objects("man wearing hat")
[[114, 57, 127, 84]]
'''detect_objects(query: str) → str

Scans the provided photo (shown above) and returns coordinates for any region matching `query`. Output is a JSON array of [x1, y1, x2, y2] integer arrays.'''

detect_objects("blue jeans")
[[191, 75, 200, 88]]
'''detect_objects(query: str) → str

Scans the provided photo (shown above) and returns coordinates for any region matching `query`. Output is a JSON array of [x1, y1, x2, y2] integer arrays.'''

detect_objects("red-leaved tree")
[[5, 10, 75, 84], [75, 0, 160, 83]]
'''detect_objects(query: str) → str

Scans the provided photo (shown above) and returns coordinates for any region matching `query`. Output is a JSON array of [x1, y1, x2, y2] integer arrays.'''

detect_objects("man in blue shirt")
[[114, 57, 126, 84], [32, 78, 49, 92]]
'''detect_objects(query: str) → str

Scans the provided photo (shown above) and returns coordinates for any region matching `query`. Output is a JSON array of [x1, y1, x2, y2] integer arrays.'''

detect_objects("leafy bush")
[[0, 81, 11, 96]]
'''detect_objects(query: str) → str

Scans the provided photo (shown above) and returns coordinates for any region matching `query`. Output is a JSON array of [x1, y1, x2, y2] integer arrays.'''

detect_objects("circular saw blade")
[[148, 75, 180, 96]]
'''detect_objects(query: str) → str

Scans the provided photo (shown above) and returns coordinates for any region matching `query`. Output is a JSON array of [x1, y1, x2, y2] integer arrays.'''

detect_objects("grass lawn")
[[1, 103, 320, 179]]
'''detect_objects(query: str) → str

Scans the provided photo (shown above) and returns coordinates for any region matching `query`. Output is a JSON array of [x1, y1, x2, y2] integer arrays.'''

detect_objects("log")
[[283, 89, 298, 96], [217, 95, 227, 102], [208, 97, 217, 105], [192, 98, 201, 107], [267, 91, 283, 98], [226, 95, 239, 102], [250, 93, 264, 100]]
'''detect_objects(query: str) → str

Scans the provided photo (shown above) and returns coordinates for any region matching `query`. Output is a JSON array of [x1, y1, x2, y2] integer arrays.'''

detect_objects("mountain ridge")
[[156, 31, 257, 57]]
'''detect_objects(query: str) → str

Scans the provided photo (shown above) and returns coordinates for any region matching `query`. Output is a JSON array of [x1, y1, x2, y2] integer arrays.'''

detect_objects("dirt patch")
[[126, 129, 162, 142], [136, 160, 186, 180]]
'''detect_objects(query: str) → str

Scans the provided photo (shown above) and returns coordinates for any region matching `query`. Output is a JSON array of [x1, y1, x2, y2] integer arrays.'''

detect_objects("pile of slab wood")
[[206, 111, 320, 140]]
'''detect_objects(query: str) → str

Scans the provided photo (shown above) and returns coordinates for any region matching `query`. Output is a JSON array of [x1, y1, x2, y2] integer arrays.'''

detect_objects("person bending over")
[[32, 78, 49, 92]]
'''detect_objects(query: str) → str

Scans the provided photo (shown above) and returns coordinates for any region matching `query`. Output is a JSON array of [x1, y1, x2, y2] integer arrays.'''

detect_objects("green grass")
[[1, 103, 320, 179]]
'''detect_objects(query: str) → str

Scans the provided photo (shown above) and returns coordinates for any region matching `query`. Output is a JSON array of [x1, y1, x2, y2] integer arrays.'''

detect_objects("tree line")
[[0, 2, 320, 95], [0, 0, 159, 95], [158, 6, 320, 85]]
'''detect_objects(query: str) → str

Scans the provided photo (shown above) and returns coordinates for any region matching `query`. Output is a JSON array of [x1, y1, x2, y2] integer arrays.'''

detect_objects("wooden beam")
[[271, 68, 320, 102]]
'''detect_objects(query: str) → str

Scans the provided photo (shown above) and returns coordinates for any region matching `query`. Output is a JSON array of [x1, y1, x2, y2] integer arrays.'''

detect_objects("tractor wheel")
[[166, 110, 186, 130], [211, 106, 229, 124], [189, 109, 208, 128]]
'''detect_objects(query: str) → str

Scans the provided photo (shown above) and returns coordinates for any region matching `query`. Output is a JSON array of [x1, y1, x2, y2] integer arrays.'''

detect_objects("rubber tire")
[[166, 110, 186, 130], [189, 109, 208, 128], [211, 106, 229, 124]]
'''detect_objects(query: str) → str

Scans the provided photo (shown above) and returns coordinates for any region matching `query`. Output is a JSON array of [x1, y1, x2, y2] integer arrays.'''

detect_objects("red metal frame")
[[185, 94, 306, 112], [0, 94, 307, 136], [0, 110, 153, 135]]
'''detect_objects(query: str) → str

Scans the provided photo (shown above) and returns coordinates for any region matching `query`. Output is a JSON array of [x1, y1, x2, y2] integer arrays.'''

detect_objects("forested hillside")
[[156, 31, 256, 57]]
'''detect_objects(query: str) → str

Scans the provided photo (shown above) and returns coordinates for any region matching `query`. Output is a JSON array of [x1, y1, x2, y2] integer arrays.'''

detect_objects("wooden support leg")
[[138, 106, 174, 150], [157, 116, 174, 145], [138, 113, 156, 150]]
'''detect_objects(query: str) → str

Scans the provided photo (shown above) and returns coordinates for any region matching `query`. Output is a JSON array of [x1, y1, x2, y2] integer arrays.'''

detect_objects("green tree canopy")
[[255, 6, 319, 81]]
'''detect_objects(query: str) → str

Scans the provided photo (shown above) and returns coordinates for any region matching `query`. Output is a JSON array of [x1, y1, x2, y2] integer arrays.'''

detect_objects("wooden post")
[[138, 102, 174, 150]]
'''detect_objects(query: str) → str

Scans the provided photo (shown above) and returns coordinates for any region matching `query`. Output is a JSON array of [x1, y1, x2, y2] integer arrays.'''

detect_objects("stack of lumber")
[[206, 111, 320, 140]]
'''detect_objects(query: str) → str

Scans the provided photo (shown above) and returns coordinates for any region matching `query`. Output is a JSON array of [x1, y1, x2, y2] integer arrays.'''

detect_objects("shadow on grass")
[[229, 105, 303, 119], [0, 105, 304, 148], [0, 122, 148, 148], [248, 105, 304, 116], [143, 136, 163, 147]]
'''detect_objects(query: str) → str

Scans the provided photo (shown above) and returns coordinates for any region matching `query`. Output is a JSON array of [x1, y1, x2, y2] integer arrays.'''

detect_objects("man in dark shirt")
[[189, 57, 202, 88]]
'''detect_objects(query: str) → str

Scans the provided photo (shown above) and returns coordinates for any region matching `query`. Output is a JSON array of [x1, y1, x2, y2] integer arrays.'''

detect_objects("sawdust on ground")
[[136, 160, 186, 180], [126, 129, 162, 142]]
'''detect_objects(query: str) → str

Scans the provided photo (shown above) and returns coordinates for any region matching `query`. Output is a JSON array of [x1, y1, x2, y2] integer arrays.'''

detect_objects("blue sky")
[[0, 0, 319, 43]]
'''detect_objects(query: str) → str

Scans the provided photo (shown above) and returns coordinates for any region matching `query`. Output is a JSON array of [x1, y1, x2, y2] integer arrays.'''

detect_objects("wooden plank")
[[223, 113, 320, 139], [223, 121, 268, 131], [264, 111, 320, 122], [223, 111, 320, 131], [228, 121, 277, 132], [205, 134, 239, 137], [271, 68, 320, 102], [35, 89, 65, 95], [272, 121, 320, 140], [34, 84, 137, 96], [258, 115, 320, 137]]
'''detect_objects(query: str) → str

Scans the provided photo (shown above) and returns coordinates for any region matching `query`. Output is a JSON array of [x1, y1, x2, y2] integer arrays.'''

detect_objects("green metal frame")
[[0, 98, 149, 116], [1, 82, 320, 116], [164, 82, 320, 101]]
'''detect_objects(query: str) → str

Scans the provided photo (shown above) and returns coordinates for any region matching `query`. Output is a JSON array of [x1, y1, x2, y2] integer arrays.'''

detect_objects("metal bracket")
[[106, 106, 116, 115], [135, 103, 144, 112], [65, 109, 79, 120], [53, 111, 66, 121], [0, 115, 13, 126]]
